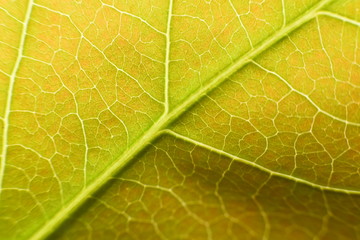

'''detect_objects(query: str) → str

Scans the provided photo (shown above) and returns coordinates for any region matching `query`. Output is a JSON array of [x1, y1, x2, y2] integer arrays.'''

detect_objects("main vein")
[[30, 0, 336, 239], [0, 0, 34, 193]]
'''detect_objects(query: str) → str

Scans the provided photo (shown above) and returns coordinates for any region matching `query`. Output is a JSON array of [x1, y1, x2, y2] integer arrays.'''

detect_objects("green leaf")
[[1, 0, 360, 239]]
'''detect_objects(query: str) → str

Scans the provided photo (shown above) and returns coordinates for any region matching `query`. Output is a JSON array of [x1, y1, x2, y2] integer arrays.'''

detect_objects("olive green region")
[[0, 0, 360, 239], [51, 135, 360, 240]]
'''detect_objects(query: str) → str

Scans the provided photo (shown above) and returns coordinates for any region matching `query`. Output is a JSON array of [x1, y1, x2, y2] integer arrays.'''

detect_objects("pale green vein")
[[29, 118, 166, 240], [229, 0, 254, 48], [281, 0, 287, 28], [101, 3, 166, 35], [29, 0, 338, 239], [33, 2, 164, 106], [164, 130, 360, 195], [113, 178, 211, 229], [318, 10, 360, 27], [161, 0, 337, 125], [0, 6, 22, 24], [252, 61, 360, 127], [164, 0, 174, 114], [0, 0, 34, 193]]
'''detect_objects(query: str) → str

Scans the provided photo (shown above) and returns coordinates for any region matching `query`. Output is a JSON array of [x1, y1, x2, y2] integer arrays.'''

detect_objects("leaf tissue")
[[1, 0, 360, 239]]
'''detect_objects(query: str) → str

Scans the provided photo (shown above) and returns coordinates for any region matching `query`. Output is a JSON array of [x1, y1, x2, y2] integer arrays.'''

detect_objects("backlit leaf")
[[1, 0, 360, 239]]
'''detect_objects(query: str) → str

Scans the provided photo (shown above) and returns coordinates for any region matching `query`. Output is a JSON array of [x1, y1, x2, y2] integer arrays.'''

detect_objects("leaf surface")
[[0, 0, 360, 239]]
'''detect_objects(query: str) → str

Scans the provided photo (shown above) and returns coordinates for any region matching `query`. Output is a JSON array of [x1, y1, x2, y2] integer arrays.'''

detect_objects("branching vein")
[[0, 0, 34, 194]]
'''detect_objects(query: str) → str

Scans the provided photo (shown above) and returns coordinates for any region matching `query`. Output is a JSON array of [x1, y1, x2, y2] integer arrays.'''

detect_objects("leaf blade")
[[1, 0, 360, 239]]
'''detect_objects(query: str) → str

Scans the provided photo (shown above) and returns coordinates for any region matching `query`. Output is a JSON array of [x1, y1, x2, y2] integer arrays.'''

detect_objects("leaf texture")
[[0, 0, 360, 239]]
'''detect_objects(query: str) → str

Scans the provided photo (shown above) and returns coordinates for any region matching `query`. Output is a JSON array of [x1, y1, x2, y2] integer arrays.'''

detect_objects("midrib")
[[29, 0, 335, 239]]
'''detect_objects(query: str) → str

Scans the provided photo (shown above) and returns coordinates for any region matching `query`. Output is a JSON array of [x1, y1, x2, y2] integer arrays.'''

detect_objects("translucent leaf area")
[[0, 0, 360, 239]]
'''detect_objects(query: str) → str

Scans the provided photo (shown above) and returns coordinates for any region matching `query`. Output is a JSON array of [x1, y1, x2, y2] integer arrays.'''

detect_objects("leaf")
[[1, 0, 360, 239]]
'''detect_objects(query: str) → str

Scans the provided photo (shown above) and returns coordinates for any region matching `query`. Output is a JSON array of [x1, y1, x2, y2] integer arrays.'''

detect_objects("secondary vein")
[[164, 130, 360, 195], [164, 0, 174, 114], [29, 0, 337, 239], [0, 0, 34, 193]]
